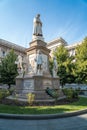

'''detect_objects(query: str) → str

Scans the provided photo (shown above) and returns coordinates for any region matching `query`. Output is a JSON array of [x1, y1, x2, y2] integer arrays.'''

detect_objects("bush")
[[72, 89, 79, 99], [62, 88, 79, 101], [27, 93, 35, 106], [9, 87, 15, 95], [62, 88, 73, 100], [0, 89, 10, 100]]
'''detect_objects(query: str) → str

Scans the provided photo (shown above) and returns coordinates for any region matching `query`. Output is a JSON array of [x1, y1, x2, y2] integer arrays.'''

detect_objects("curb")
[[0, 109, 87, 120]]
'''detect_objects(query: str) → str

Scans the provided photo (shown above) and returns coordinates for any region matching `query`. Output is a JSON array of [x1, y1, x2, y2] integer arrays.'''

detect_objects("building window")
[[2, 51, 5, 57]]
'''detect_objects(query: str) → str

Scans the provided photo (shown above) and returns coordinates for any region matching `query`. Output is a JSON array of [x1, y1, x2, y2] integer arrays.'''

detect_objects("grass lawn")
[[0, 97, 87, 114]]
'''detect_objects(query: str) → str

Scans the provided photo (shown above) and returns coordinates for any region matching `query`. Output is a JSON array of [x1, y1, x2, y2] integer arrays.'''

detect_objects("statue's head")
[[37, 14, 40, 18]]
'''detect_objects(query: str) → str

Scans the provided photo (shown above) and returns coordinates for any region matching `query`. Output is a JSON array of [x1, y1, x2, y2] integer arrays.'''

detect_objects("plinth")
[[16, 75, 60, 101]]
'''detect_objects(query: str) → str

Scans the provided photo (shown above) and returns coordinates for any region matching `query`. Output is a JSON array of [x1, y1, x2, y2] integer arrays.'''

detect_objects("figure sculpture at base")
[[15, 54, 25, 76], [35, 50, 43, 75], [17, 55, 23, 69]]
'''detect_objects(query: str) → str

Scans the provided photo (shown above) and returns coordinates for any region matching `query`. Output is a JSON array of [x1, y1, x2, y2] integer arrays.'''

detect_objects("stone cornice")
[[26, 45, 50, 54], [47, 37, 67, 47], [66, 42, 82, 50], [0, 39, 26, 53]]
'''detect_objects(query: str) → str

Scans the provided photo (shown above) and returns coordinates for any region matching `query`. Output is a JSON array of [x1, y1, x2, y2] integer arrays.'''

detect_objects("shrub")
[[62, 88, 79, 101], [0, 89, 10, 100], [9, 87, 15, 95], [63, 88, 73, 100], [27, 93, 35, 106], [72, 89, 79, 99], [13, 92, 19, 104]]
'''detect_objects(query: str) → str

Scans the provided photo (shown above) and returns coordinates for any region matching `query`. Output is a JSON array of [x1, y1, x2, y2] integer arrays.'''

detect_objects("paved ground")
[[0, 114, 87, 130]]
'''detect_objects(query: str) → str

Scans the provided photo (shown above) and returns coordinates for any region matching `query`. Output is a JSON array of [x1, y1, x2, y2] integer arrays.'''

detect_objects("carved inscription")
[[23, 80, 34, 93]]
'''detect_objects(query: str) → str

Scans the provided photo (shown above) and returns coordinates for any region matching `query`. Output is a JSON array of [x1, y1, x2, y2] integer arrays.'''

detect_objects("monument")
[[16, 14, 60, 101]]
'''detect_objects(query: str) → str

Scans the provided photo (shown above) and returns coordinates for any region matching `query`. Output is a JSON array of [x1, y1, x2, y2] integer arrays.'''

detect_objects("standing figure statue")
[[17, 55, 23, 70], [33, 14, 43, 36], [15, 54, 24, 76], [35, 50, 43, 74], [53, 56, 58, 77]]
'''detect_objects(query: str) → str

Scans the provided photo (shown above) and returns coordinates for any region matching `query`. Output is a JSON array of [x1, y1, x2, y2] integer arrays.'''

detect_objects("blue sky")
[[0, 0, 87, 47]]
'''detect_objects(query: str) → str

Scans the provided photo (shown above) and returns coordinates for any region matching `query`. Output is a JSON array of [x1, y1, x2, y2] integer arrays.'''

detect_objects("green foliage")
[[62, 88, 79, 101], [75, 61, 87, 84], [13, 93, 19, 103], [0, 50, 18, 89], [52, 37, 87, 85], [54, 45, 76, 86], [9, 87, 15, 95], [75, 37, 87, 84], [0, 89, 10, 100], [62, 88, 73, 100], [27, 93, 35, 106], [75, 37, 87, 62], [72, 89, 79, 99], [54, 45, 69, 64], [0, 97, 86, 114]]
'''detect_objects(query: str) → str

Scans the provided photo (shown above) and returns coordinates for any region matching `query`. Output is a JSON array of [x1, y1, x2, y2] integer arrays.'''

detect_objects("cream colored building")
[[47, 37, 81, 57], [0, 39, 26, 63], [0, 37, 81, 62], [47, 37, 67, 56], [66, 41, 81, 56]]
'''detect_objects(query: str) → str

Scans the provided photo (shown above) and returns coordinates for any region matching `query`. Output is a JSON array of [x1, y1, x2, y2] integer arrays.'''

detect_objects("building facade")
[[0, 39, 26, 63], [0, 37, 82, 63], [47, 37, 81, 57]]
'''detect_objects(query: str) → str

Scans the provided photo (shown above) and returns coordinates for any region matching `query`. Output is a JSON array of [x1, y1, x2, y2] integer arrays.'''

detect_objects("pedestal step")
[[16, 90, 53, 100]]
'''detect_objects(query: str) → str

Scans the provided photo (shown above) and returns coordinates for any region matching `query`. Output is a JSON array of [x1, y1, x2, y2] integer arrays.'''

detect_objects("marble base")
[[16, 75, 61, 101]]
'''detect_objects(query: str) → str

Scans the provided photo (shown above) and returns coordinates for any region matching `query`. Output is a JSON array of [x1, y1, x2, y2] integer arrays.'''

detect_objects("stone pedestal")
[[15, 15, 62, 102], [15, 40, 62, 102], [16, 75, 60, 101]]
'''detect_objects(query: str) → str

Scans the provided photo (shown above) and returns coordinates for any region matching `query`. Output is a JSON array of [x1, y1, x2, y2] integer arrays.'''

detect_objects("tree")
[[54, 45, 69, 64], [75, 37, 87, 62], [54, 45, 75, 86], [75, 37, 87, 84], [0, 50, 18, 89], [75, 61, 87, 84]]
